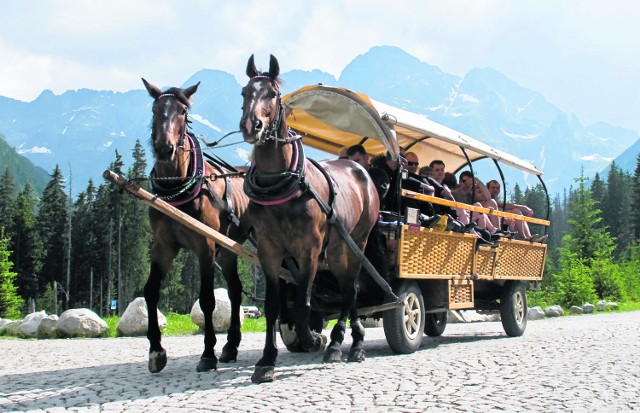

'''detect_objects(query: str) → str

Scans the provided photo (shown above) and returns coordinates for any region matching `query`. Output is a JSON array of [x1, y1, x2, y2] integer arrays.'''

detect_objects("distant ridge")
[[0, 45, 638, 196], [0, 133, 50, 195]]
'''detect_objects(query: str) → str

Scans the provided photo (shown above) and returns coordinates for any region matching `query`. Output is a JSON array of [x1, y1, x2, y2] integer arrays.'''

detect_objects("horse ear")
[[183, 81, 200, 100], [142, 78, 161, 99], [268, 54, 280, 79], [246, 54, 259, 78]]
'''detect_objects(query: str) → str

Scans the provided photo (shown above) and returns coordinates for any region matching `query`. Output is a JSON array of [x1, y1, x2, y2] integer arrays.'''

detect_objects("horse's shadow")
[[0, 330, 506, 410]]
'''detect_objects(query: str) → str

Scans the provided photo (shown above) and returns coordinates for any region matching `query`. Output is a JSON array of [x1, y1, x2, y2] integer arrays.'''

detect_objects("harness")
[[150, 132, 204, 207], [242, 75, 399, 300], [149, 94, 241, 227]]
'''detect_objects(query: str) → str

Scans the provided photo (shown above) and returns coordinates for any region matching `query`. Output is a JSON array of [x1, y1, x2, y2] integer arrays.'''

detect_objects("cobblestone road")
[[1, 311, 639, 412]]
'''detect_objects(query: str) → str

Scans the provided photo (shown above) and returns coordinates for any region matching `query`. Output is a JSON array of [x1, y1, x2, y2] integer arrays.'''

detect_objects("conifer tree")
[[632, 153, 640, 242], [36, 165, 69, 296], [589, 172, 606, 218], [562, 172, 614, 261], [70, 181, 97, 308], [0, 228, 23, 319], [11, 182, 43, 300], [120, 140, 151, 306], [0, 168, 16, 236]]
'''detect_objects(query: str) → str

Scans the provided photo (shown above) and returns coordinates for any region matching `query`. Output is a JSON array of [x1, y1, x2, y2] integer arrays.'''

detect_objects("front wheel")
[[424, 311, 447, 337], [383, 280, 425, 354], [500, 281, 528, 337]]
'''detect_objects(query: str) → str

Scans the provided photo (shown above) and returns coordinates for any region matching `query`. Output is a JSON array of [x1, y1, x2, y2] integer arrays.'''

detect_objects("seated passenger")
[[370, 151, 440, 228], [450, 171, 499, 242], [486, 180, 547, 243], [347, 144, 370, 170]]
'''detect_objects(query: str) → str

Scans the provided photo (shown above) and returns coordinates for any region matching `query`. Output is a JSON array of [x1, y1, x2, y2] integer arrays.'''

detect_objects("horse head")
[[142, 78, 199, 165], [239, 54, 284, 145]]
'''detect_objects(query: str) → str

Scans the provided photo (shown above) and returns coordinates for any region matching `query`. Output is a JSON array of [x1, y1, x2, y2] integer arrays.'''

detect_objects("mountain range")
[[0, 45, 638, 197]]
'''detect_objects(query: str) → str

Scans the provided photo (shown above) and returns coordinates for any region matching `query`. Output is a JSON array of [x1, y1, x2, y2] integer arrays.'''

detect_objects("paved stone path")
[[1, 311, 639, 412]]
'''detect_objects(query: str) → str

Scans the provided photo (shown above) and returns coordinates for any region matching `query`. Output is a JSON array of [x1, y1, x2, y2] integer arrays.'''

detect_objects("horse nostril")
[[157, 143, 174, 158], [254, 119, 263, 131]]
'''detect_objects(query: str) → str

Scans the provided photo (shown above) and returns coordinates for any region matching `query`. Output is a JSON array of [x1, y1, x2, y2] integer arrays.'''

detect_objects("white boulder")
[[190, 288, 243, 332], [528, 306, 546, 320], [37, 314, 59, 338], [544, 305, 564, 317], [18, 311, 47, 337], [597, 300, 609, 311], [117, 297, 166, 337], [570, 305, 584, 314], [582, 302, 595, 314], [57, 308, 108, 338]]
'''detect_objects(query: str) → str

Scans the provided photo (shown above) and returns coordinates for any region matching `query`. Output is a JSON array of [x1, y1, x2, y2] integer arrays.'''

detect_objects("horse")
[[141, 78, 252, 373], [239, 55, 381, 383]]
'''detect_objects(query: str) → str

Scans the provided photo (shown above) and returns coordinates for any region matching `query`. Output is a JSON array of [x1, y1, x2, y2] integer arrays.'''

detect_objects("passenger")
[[370, 151, 440, 228], [347, 144, 370, 170], [452, 171, 498, 234], [442, 172, 457, 189], [486, 180, 546, 243], [429, 160, 446, 184], [405, 152, 420, 174], [338, 146, 349, 160], [418, 165, 432, 178]]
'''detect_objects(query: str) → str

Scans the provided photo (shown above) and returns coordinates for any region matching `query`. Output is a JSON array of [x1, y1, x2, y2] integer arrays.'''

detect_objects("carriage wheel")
[[424, 311, 447, 337], [500, 281, 528, 337], [277, 311, 325, 353], [383, 280, 425, 354]]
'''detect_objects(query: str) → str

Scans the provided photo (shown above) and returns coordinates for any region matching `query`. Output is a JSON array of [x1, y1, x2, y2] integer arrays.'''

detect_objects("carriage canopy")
[[283, 85, 543, 176]]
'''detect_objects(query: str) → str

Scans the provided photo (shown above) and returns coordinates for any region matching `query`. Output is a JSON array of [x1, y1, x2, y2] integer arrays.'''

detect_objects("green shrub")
[[552, 257, 597, 308], [591, 258, 626, 301]]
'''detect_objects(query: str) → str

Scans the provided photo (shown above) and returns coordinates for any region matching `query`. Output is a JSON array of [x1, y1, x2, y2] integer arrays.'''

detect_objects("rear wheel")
[[424, 311, 447, 337], [383, 280, 425, 354], [277, 310, 325, 353], [500, 281, 528, 337]]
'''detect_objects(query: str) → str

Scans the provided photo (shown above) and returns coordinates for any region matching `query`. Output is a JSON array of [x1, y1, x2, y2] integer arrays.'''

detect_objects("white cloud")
[[0, 0, 639, 130]]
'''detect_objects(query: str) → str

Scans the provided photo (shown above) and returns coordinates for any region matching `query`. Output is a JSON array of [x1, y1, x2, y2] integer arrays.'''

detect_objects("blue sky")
[[1, 0, 638, 132]]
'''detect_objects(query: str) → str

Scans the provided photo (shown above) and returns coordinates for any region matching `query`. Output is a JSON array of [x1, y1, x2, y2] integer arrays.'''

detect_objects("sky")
[[1, 0, 639, 132]]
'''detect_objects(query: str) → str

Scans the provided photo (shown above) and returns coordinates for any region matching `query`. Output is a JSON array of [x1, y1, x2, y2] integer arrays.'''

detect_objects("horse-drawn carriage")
[[280, 84, 550, 354], [106, 57, 549, 382]]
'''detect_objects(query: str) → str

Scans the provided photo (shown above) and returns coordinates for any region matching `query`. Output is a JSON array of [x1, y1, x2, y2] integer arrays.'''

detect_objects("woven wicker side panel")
[[494, 240, 547, 279], [399, 228, 475, 277], [448, 279, 474, 309], [475, 248, 496, 277]]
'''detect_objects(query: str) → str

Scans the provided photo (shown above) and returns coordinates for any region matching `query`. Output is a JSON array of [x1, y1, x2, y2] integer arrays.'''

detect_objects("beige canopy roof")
[[283, 85, 543, 176]]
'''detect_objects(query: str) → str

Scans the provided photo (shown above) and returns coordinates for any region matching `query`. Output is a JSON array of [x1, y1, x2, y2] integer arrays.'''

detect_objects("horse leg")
[[196, 247, 218, 372], [219, 249, 241, 363], [324, 262, 361, 363], [293, 258, 327, 353], [251, 274, 280, 383], [145, 244, 177, 373], [323, 308, 348, 363], [348, 306, 366, 363]]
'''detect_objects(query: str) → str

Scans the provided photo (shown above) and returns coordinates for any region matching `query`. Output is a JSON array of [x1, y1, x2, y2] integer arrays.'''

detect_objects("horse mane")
[[162, 86, 192, 109]]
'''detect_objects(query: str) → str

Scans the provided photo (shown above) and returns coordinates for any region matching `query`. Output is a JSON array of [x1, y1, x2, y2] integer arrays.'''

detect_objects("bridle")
[[153, 93, 190, 150], [149, 93, 205, 206], [243, 75, 306, 205], [246, 76, 298, 144]]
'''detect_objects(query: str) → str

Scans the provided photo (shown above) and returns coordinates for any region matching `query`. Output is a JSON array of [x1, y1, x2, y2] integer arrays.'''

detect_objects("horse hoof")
[[323, 347, 343, 363], [347, 348, 366, 363], [149, 350, 167, 373], [219, 346, 238, 363], [311, 333, 328, 353], [251, 366, 275, 384], [196, 356, 218, 372]]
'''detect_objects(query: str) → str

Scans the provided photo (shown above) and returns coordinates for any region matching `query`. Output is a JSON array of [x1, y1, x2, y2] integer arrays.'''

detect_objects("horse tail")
[[363, 222, 389, 283]]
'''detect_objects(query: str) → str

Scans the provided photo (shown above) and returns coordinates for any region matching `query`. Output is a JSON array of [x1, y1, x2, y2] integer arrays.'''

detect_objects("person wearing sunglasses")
[[405, 152, 420, 174]]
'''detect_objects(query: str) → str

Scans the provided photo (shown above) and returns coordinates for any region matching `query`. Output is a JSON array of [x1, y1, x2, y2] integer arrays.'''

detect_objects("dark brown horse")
[[240, 55, 380, 383], [142, 79, 252, 373]]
